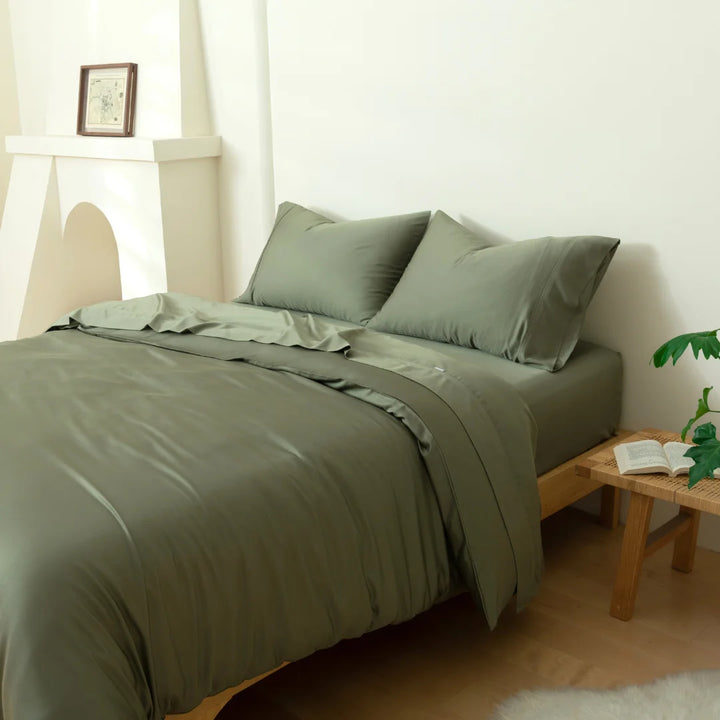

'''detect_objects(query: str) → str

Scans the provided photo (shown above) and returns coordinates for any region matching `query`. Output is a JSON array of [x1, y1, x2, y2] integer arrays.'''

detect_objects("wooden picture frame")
[[77, 63, 137, 137]]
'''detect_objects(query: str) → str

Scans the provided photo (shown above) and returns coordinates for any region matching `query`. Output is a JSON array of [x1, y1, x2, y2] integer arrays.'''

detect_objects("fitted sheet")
[[395, 336, 623, 475]]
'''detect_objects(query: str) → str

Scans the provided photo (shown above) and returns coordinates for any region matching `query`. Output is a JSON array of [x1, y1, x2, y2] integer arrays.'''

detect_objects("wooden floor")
[[217, 508, 720, 720]]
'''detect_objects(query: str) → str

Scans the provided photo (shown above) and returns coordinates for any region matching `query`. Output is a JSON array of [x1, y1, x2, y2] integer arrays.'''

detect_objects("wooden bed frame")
[[167, 430, 631, 720]]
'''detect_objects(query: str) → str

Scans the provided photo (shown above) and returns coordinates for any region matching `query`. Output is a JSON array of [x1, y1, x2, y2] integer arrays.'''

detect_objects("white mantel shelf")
[[5, 135, 222, 162], [0, 133, 224, 341]]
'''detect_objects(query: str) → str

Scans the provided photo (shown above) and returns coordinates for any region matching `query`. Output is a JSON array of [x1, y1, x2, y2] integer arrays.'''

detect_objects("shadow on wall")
[[580, 242, 720, 548], [583, 242, 708, 432], [19, 202, 122, 337]]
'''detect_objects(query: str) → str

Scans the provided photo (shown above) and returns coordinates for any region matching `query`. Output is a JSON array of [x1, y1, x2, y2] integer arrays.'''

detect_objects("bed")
[[0, 205, 622, 720]]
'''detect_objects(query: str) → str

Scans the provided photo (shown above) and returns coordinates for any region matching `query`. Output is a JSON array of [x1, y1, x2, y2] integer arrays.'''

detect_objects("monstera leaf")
[[652, 330, 720, 367], [681, 387, 715, 441], [685, 422, 720, 488]]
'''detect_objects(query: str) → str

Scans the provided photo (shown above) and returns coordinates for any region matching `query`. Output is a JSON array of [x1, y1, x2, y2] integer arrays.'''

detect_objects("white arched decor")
[[18, 202, 122, 336], [0, 135, 223, 340]]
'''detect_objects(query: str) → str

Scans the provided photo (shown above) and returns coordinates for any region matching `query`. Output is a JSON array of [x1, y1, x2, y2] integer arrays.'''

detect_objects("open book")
[[614, 439, 720, 478]]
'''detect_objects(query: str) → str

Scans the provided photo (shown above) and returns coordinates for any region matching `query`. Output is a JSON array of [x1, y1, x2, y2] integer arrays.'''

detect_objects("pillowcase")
[[368, 211, 619, 371], [236, 202, 431, 324]]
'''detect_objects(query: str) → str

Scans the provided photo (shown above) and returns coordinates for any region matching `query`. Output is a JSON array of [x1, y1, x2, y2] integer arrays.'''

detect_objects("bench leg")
[[672, 506, 701, 573], [599, 485, 621, 529], [610, 492, 653, 621]]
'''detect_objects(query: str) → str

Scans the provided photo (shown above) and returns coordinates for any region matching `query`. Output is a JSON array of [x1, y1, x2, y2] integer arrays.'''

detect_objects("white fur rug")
[[491, 670, 720, 720]]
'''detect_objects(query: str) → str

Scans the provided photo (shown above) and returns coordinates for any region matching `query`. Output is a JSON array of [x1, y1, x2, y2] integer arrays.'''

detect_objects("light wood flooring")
[[217, 508, 720, 719]]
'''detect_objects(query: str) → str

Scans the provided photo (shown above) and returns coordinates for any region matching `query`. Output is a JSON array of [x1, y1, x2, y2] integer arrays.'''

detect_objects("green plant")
[[652, 329, 720, 487]]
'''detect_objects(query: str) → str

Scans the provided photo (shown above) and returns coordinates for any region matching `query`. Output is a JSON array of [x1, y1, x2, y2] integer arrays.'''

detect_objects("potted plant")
[[653, 329, 720, 487]]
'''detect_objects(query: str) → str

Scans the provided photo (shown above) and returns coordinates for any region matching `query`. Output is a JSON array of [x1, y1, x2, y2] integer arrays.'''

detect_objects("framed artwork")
[[77, 63, 137, 137]]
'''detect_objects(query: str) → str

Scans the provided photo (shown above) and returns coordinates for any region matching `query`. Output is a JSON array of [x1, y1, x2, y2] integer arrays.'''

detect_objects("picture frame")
[[77, 63, 137, 137]]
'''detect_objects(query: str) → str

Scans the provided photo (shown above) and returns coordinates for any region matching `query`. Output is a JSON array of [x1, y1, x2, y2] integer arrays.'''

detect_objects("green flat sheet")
[[0, 293, 541, 719]]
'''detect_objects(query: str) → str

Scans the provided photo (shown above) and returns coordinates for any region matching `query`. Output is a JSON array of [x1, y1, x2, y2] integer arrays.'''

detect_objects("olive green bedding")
[[0, 293, 542, 719], [384, 335, 623, 475], [368, 212, 620, 371]]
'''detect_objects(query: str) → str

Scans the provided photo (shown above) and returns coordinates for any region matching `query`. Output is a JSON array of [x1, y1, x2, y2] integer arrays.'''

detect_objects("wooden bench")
[[576, 428, 720, 620]]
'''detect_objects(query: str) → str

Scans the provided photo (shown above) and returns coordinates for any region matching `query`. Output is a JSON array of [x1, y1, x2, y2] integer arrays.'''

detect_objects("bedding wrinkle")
[[54, 293, 352, 353], [517, 239, 566, 363], [454, 244, 486, 264], [117, 417, 204, 504], [551, 254, 614, 371], [51, 457, 141, 557]]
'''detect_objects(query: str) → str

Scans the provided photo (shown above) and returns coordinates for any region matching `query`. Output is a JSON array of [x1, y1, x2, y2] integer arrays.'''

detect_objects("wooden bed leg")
[[600, 485, 621, 529]]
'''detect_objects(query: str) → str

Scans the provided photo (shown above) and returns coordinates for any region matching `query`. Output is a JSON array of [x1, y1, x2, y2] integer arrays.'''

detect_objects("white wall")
[[0, 0, 19, 216], [9, 0, 210, 138], [197, 0, 275, 297], [267, 0, 720, 434]]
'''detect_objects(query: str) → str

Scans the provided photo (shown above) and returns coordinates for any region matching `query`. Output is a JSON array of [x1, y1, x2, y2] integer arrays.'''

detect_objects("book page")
[[663, 441, 694, 476], [614, 439, 670, 475]]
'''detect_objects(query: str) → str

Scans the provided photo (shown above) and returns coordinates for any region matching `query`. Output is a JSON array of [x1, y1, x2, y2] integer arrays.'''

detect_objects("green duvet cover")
[[0, 293, 542, 719]]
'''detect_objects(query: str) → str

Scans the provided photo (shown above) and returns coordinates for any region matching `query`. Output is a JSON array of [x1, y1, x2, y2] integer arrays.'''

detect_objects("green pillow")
[[369, 211, 619, 371], [236, 202, 430, 324]]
